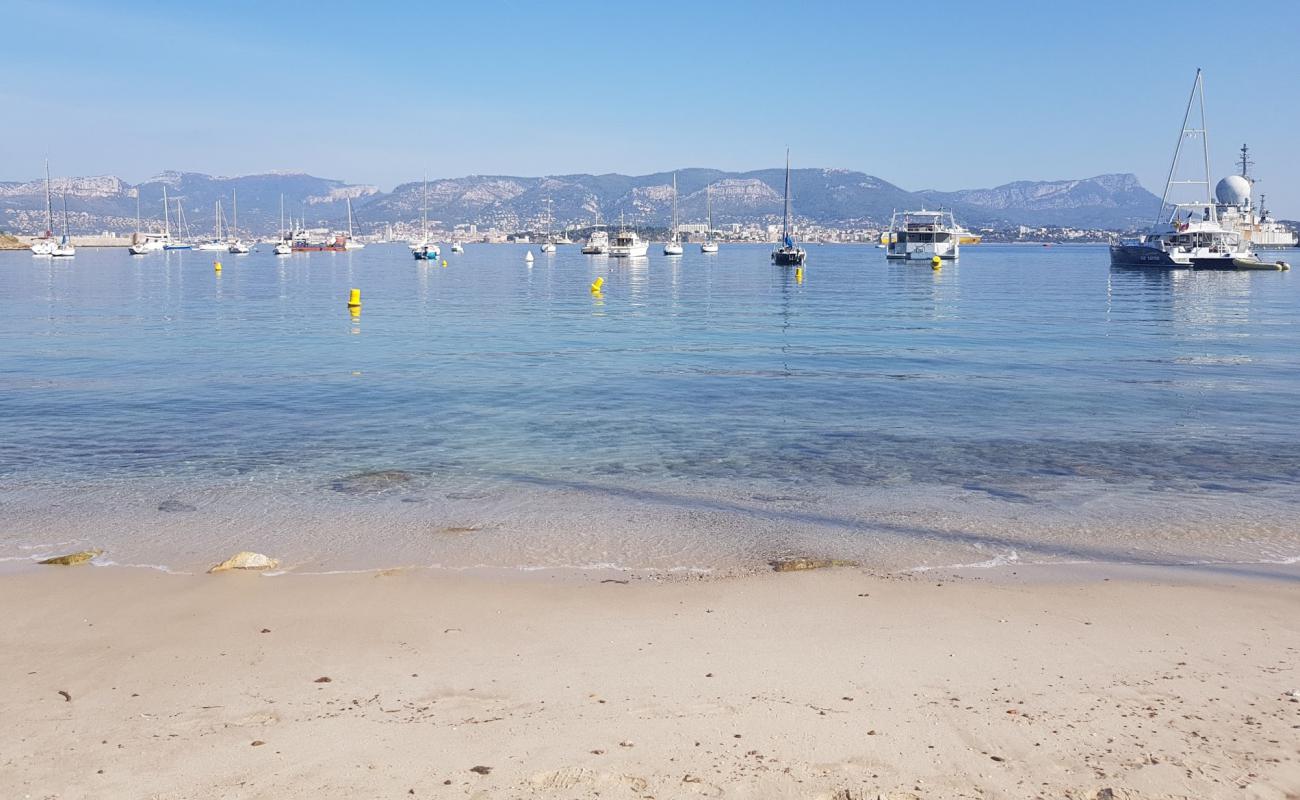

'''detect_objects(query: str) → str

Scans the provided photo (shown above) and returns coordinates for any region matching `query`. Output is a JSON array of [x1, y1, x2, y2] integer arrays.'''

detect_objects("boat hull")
[[771, 247, 806, 266], [1109, 244, 1266, 270], [609, 245, 648, 258]]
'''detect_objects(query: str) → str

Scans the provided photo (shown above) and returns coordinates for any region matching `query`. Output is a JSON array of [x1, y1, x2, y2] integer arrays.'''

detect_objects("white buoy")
[[525, 250, 534, 262]]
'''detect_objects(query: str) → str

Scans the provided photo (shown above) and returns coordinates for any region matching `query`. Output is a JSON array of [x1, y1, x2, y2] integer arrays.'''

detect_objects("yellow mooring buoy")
[[931, 255, 942, 270], [590, 277, 604, 293], [347, 288, 361, 309], [795, 267, 803, 283], [442, 259, 447, 267], [214, 260, 222, 272]]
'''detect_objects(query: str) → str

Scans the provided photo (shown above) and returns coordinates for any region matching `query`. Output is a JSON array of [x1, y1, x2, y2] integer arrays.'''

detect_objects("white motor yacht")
[[885, 209, 962, 261], [609, 213, 648, 257]]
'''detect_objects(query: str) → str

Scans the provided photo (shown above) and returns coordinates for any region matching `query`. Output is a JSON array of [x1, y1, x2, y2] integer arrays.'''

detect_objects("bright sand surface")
[[2, 564, 1298, 800]]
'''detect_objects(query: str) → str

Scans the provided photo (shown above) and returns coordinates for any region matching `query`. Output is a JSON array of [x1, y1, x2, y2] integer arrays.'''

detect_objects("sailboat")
[[128, 191, 149, 255], [540, 198, 557, 252], [197, 199, 227, 250], [1109, 69, 1284, 270], [50, 193, 75, 257], [664, 173, 683, 256], [228, 190, 250, 253], [582, 208, 609, 254], [700, 185, 719, 253], [162, 188, 191, 249], [770, 149, 806, 266], [30, 160, 56, 256], [411, 177, 439, 260], [274, 194, 292, 255], [344, 197, 365, 250]]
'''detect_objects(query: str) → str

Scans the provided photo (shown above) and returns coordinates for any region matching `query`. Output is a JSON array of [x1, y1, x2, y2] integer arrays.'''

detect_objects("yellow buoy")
[[347, 288, 361, 308], [213, 260, 222, 272], [590, 277, 604, 293], [442, 260, 447, 267], [795, 267, 803, 283], [931, 255, 942, 270]]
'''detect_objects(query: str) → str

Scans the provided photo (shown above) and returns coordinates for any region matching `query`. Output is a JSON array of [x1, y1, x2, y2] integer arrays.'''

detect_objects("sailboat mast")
[[279, 194, 285, 236], [707, 185, 713, 236], [1157, 68, 1203, 226], [163, 186, 171, 239], [1196, 71, 1214, 222], [44, 159, 53, 237], [61, 193, 69, 241], [671, 173, 678, 240], [232, 190, 237, 239], [347, 197, 354, 238], [782, 148, 791, 238]]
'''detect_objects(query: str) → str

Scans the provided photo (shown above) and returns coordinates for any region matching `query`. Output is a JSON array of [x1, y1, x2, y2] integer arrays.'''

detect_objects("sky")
[[5, 0, 1300, 216]]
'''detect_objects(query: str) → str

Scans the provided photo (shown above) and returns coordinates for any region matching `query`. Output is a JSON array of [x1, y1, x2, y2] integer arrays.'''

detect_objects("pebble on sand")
[[39, 550, 102, 566], [208, 551, 279, 573], [469, 765, 492, 775]]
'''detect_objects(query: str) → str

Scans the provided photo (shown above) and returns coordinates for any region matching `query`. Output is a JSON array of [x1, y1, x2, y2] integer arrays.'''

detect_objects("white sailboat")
[[581, 208, 608, 254], [50, 193, 75, 257], [197, 199, 228, 250], [540, 198, 557, 252], [344, 197, 365, 250], [1109, 70, 1284, 270], [227, 190, 250, 253], [128, 192, 149, 255], [162, 189, 192, 250], [664, 173, 683, 256], [30, 160, 56, 256], [274, 194, 292, 255], [700, 185, 719, 253]]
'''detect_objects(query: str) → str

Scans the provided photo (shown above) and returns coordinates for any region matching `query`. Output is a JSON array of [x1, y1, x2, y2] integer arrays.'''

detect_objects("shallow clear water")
[[2, 243, 1298, 573]]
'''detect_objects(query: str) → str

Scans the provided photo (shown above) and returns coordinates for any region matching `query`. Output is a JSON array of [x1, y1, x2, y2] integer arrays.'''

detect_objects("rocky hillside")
[[0, 167, 1161, 236]]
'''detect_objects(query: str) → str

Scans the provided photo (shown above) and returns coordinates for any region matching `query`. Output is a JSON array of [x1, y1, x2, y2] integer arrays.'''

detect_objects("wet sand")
[[2, 563, 1298, 799]]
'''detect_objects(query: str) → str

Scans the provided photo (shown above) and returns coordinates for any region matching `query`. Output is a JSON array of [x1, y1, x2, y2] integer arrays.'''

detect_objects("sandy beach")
[[2, 562, 1297, 799]]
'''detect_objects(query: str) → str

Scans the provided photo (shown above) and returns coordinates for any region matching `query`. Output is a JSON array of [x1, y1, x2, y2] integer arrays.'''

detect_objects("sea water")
[[1, 243, 1297, 574]]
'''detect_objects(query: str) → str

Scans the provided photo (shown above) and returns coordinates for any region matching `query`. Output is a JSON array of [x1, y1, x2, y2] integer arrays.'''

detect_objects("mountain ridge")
[[0, 167, 1162, 235]]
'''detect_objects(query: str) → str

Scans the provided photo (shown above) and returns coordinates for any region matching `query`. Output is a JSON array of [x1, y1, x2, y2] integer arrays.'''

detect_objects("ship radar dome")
[[1215, 174, 1251, 206]]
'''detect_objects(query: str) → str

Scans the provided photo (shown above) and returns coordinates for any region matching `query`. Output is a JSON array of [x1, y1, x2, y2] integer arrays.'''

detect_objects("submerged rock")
[[329, 470, 415, 494], [157, 499, 198, 513], [39, 549, 102, 566], [208, 551, 279, 573], [769, 557, 860, 573]]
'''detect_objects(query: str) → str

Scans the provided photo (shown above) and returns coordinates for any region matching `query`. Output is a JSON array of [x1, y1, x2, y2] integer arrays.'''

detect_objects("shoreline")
[[4, 562, 1297, 798]]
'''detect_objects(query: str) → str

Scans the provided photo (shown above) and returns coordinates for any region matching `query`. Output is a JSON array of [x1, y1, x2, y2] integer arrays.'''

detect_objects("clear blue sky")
[[6, 0, 1299, 215]]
